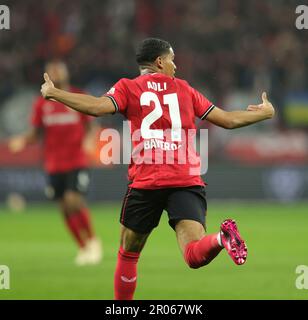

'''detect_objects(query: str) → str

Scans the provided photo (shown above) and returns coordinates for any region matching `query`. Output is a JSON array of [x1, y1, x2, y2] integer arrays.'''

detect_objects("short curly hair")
[[136, 38, 171, 66]]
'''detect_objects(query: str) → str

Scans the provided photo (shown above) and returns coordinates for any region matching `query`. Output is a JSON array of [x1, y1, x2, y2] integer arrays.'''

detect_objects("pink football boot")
[[220, 219, 248, 265]]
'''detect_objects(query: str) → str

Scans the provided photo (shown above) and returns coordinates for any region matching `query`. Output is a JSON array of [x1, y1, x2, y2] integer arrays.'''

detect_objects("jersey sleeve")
[[189, 85, 215, 120], [104, 79, 128, 114], [31, 98, 43, 128]]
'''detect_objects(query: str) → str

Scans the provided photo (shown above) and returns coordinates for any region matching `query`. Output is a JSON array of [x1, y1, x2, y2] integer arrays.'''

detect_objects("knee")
[[120, 227, 148, 253], [62, 191, 83, 214], [121, 237, 144, 252]]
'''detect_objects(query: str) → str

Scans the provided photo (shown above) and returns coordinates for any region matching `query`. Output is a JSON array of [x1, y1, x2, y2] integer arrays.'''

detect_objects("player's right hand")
[[8, 136, 26, 153], [247, 92, 275, 119], [41, 73, 55, 99]]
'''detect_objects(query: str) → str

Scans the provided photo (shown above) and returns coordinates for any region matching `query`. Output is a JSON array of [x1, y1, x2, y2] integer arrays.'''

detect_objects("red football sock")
[[184, 233, 223, 269], [77, 207, 95, 240], [114, 247, 140, 300], [64, 214, 86, 248]]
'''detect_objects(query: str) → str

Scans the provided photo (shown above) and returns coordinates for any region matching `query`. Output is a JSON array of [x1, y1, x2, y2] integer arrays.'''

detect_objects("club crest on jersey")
[[147, 81, 167, 92]]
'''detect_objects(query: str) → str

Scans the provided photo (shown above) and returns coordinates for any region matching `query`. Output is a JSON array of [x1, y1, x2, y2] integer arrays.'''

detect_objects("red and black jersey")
[[105, 73, 215, 189], [31, 87, 92, 173]]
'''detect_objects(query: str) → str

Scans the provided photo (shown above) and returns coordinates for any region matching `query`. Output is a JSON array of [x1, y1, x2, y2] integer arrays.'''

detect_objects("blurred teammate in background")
[[39, 38, 275, 299], [9, 61, 102, 266]]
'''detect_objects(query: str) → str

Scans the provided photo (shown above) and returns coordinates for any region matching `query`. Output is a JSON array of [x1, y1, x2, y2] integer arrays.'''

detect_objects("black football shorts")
[[120, 186, 207, 234], [47, 168, 90, 200]]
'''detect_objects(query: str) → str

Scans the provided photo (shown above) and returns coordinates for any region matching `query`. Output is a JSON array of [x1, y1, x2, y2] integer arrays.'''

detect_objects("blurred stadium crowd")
[[0, 0, 308, 202], [0, 0, 306, 107]]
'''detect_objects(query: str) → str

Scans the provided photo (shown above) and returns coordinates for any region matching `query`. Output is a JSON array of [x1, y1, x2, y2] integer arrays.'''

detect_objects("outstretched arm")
[[206, 92, 275, 129], [41, 73, 116, 116], [8, 127, 40, 153]]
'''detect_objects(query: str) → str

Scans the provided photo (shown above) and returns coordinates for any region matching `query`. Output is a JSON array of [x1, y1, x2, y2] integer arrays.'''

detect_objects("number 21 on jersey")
[[140, 92, 182, 142]]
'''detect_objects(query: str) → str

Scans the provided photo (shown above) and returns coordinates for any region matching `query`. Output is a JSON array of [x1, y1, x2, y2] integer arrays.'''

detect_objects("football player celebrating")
[[40, 39, 275, 299]]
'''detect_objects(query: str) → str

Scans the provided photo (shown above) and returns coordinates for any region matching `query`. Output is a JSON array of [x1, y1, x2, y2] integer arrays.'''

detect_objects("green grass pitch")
[[0, 202, 308, 300]]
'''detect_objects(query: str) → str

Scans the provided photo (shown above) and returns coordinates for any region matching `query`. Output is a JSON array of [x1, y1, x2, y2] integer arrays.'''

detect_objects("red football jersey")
[[105, 73, 215, 189], [31, 87, 91, 173]]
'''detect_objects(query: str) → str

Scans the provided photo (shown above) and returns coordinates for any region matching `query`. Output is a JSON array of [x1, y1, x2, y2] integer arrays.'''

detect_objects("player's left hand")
[[247, 92, 275, 118], [246, 104, 262, 112], [41, 73, 55, 99]]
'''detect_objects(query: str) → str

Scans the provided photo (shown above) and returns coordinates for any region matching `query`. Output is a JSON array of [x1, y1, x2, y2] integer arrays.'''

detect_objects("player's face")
[[45, 62, 69, 88], [161, 48, 176, 77]]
